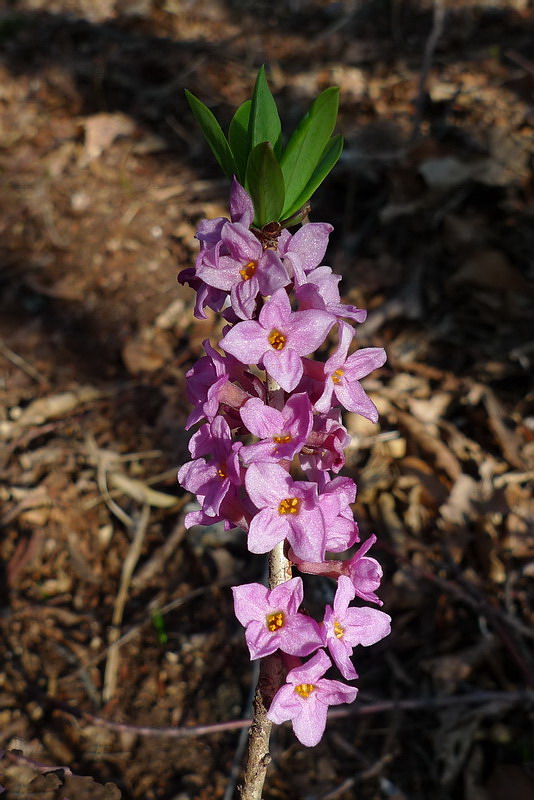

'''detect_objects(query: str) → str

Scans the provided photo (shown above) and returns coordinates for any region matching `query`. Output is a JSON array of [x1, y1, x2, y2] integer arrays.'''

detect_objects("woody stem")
[[240, 378, 292, 800]]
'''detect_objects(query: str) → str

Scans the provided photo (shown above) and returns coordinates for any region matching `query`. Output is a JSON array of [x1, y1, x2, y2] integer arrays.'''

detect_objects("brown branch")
[[3, 749, 73, 776], [411, 0, 446, 140], [103, 503, 151, 702], [53, 689, 534, 740], [239, 541, 292, 800]]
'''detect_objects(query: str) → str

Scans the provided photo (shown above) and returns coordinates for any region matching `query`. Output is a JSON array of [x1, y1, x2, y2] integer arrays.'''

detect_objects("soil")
[[1, 1, 533, 799]]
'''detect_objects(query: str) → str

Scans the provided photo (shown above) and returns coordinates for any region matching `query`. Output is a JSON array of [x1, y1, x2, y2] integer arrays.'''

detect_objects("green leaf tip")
[[184, 89, 237, 179], [280, 87, 340, 217]]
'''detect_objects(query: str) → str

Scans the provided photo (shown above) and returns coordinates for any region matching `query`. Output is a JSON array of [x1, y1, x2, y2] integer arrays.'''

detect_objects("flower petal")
[[263, 347, 303, 392], [220, 321, 268, 364], [245, 462, 292, 507], [258, 287, 291, 330], [240, 397, 283, 438], [248, 507, 289, 553]]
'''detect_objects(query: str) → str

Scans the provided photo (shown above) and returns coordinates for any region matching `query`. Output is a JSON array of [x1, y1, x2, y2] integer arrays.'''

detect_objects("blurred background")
[[0, 1, 533, 798]]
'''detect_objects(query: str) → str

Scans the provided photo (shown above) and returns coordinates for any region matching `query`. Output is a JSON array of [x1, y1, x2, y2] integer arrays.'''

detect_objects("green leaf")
[[248, 66, 282, 153], [151, 611, 168, 645], [245, 142, 285, 227], [280, 87, 339, 216], [228, 99, 251, 184], [185, 89, 237, 179], [282, 134, 344, 220]]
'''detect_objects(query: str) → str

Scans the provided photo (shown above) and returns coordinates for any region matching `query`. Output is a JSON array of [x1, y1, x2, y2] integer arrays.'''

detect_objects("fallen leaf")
[[448, 249, 532, 293], [108, 472, 179, 508], [81, 112, 136, 164], [122, 328, 174, 374], [13, 387, 102, 426]]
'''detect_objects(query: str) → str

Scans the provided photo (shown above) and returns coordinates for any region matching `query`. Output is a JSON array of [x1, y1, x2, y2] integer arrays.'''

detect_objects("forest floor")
[[0, 1, 533, 798]]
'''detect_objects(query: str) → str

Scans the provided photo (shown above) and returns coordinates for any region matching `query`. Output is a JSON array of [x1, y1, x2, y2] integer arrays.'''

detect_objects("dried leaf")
[[14, 387, 102, 427], [81, 112, 135, 164], [108, 472, 179, 508]]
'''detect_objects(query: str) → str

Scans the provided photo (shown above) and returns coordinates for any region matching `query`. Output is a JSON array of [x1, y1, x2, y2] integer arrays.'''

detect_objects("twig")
[[3, 748, 73, 776], [54, 689, 534, 739], [82, 468, 182, 510], [131, 519, 186, 589], [494, 470, 534, 488], [224, 560, 270, 800], [102, 503, 151, 702], [239, 374, 293, 800], [0, 337, 46, 384], [394, 408, 462, 482], [377, 539, 534, 644], [504, 49, 534, 77], [411, 0, 446, 140], [481, 386, 526, 470], [239, 541, 292, 800], [57, 585, 215, 685], [224, 659, 261, 800]]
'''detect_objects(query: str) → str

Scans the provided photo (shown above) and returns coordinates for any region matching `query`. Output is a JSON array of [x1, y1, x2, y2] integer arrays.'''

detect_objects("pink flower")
[[178, 267, 227, 320], [341, 535, 384, 605], [228, 176, 254, 227], [196, 221, 289, 319], [300, 408, 351, 474], [239, 393, 313, 464], [179, 178, 255, 319], [178, 416, 242, 518], [232, 578, 323, 659], [295, 265, 367, 323], [185, 340, 248, 429], [278, 223, 333, 284], [323, 576, 391, 679], [314, 321, 386, 420], [220, 288, 334, 392], [317, 474, 360, 552], [267, 649, 357, 747], [245, 462, 335, 561]]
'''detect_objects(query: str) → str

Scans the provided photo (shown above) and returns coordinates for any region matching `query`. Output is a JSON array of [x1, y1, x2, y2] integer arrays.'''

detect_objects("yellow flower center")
[[278, 497, 300, 515], [295, 683, 315, 699], [331, 368, 344, 384], [268, 328, 286, 350], [266, 611, 285, 632], [334, 620, 344, 639], [217, 463, 227, 479], [273, 434, 292, 444], [239, 260, 257, 281]]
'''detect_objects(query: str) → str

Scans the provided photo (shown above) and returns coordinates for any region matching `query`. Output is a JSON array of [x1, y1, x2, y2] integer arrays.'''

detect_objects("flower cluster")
[[178, 179, 390, 747]]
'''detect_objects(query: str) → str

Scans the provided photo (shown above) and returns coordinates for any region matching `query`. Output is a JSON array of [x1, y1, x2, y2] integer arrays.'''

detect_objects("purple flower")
[[245, 462, 333, 561], [279, 223, 333, 284], [323, 576, 391, 679], [177, 267, 227, 320], [341, 535, 384, 605], [183, 491, 251, 532], [178, 416, 242, 518], [239, 393, 313, 464], [196, 221, 289, 319], [300, 408, 351, 474], [267, 649, 357, 747], [229, 176, 254, 227], [185, 340, 243, 429], [295, 266, 368, 323], [317, 475, 360, 552], [179, 179, 255, 319], [314, 322, 386, 421], [220, 288, 334, 392], [232, 578, 324, 659]]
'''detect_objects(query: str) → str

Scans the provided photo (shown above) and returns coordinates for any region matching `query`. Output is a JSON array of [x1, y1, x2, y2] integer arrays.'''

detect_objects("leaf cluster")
[[185, 67, 343, 227]]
